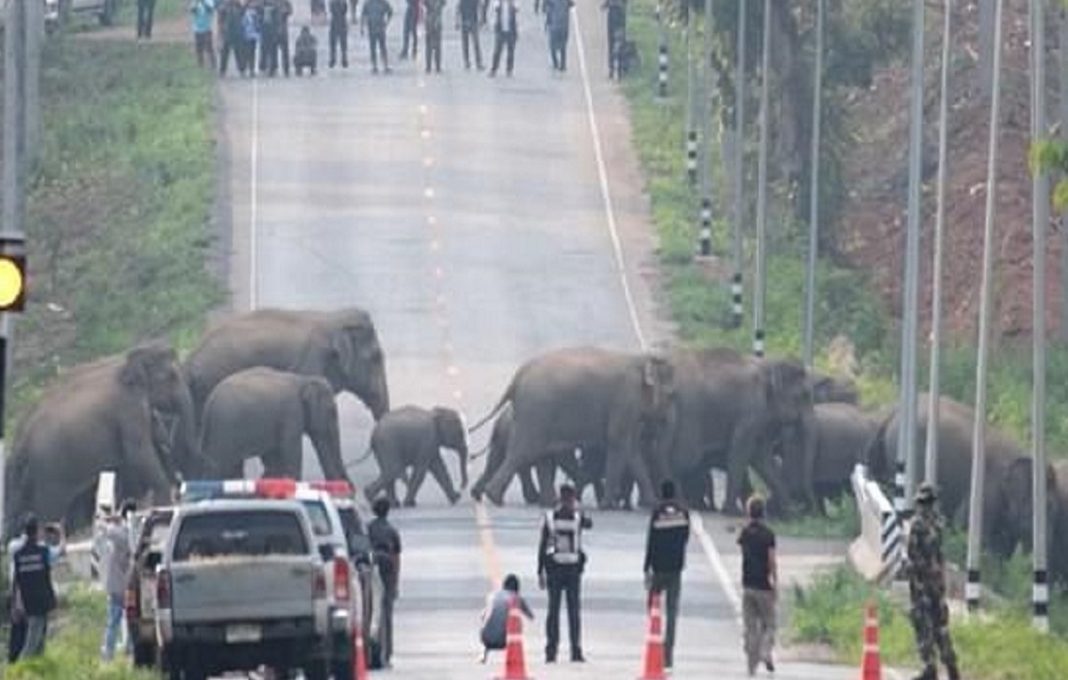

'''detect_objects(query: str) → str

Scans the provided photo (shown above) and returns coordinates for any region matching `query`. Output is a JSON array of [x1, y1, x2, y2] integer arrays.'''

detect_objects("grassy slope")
[[11, 32, 223, 420]]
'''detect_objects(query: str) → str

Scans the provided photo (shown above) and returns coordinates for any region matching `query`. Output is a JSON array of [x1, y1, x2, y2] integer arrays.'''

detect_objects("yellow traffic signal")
[[0, 255, 26, 312]]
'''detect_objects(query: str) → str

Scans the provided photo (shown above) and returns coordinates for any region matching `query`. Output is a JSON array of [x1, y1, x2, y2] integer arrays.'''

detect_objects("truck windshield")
[[172, 511, 308, 561], [299, 500, 333, 537]]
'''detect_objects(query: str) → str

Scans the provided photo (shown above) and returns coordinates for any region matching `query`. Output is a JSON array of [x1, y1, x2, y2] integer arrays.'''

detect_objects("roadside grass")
[[3, 586, 157, 680], [11, 35, 223, 421], [769, 496, 860, 540]]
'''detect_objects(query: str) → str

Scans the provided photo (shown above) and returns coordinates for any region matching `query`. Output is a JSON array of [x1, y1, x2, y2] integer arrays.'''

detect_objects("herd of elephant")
[[6, 305, 1068, 583]]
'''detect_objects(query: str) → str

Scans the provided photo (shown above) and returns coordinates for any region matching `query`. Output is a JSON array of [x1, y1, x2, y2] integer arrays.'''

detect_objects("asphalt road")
[[218, 1, 857, 677]]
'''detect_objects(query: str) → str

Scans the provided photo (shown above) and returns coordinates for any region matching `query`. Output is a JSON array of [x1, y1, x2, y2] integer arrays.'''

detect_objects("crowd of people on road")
[[175, 0, 629, 79]]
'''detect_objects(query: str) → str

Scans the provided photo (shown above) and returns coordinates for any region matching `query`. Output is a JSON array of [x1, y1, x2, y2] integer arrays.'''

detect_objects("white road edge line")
[[573, 9, 746, 623], [249, 78, 260, 311]]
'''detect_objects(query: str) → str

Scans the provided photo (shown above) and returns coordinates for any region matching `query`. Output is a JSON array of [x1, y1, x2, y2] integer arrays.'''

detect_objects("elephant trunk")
[[368, 370, 390, 420], [175, 383, 212, 480], [315, 420, 352, 484]]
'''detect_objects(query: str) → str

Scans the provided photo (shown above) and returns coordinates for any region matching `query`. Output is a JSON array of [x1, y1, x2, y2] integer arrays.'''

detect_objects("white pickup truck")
[[43, 0, 117, 31], [155, 499, 333, 680]]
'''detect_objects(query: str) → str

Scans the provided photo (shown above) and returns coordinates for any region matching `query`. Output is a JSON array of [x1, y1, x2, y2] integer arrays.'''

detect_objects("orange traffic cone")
[[351, 621, 369, 680], [637, 591, 667, 680], [861, 600, 882, 680], [495, 595, 533, 680]]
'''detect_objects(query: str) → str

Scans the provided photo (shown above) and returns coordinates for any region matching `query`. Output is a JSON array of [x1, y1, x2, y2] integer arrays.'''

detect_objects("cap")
[[915, 483, 938, 504]]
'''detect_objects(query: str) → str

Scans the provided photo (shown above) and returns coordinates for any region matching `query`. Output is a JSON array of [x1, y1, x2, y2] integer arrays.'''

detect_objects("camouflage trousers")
[[909, 591, 957, 669]]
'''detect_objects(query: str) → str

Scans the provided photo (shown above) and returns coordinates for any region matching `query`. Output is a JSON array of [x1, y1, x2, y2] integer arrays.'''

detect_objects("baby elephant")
[[199, 367, 349, 483], [363, 405, 469, 507]]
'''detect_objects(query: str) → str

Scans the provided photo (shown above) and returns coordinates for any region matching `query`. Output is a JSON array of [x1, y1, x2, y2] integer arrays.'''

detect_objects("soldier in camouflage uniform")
[[907, 484, 960, 680]]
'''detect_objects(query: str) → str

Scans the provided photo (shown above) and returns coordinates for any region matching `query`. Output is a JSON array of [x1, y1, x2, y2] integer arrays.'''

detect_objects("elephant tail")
[[468, 441, 491, 461], [346, 444, 375, 469], [468, 391, 513, 434]]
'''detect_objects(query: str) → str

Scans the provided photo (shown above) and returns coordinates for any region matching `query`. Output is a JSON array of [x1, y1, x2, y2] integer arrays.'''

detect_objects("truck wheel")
[[132, 641, 155, 667]]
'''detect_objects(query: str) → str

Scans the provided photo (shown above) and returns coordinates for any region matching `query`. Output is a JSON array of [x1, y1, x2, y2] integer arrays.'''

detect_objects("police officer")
[[537, 483, 591, 663], [11, 516, 58, 660], [643, 480, 690, 670], [329, 0, 350, 67], [907, 484, 960, 680], [601, 0, 625, 79], [368, 497, 402, 668], [488, 0, 517, 77]]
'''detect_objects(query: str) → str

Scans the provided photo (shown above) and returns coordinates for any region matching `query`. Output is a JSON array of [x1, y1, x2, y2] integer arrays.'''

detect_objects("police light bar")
[[179, 478, 356, 503], [179, 480, 256, 502]]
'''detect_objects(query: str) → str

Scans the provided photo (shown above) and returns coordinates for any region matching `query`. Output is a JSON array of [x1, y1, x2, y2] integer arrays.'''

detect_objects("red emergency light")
[[306, 480, 354, 498], [255, 478, 298, 499]]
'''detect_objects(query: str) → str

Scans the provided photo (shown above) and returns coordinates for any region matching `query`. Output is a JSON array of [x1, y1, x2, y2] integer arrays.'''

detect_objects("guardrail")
[[849, 464, 904, 584]]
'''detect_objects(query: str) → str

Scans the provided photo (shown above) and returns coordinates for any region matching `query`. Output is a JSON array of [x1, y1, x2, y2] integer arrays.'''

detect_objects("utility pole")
[[801, 0, 824, 368], [657, 2, 669, 98], [966, 0, 1005, 615], [730, 0, 747, 329], [896, 0, 925, 517], [686, 4, 698, 186], [753, 0, 771, 358], [926, 0, 954, 486], [697, 0, 714, 258], [24, 0, 42, 154], [979, 0, 995, 96], [1029, 0, 1050, 634], [1059, 8, 1068, 341]]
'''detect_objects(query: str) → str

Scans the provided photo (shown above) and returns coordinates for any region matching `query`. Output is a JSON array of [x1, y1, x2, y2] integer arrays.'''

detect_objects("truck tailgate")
[[171, 556, 317, 623]]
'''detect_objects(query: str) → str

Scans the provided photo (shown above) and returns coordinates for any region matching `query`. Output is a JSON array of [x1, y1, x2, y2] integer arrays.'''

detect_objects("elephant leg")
[[518, 465, 540, 505], [723, 426, 760, 516], [557, 450, 585, 495], [601, 445, 627, 509], [483, 427, 544, 506], [427, 453, 460, 505], [404, 457, 431, 507], [535, 460, 556, 508]]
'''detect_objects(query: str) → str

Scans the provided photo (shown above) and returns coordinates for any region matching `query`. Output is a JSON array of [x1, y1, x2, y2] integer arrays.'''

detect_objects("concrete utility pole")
[[896, 0, 925, 516], [730, 0, 746, 329], [657, 2, 669, 98], [801, 0, 824, 368], [979, 0, 995, 96], [753, 0, 771, 358], [966, 0, 1005, 614], [1029, 0, 1050, 634], [24, 0, 42, 154], [1059, 8, 1068, 341], [926, 0, 955, 487], [697, 0, 714, 258], [686, 5, 698, 186]]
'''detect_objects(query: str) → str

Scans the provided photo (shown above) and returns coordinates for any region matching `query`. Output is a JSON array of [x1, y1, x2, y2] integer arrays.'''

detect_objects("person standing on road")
[[8, 520, 64, 663], [218, 0, 245, 75], [368, 497, 402, 668], [488, 0, 517, 77], [399, 0, 420, 59], [328, 0, 350, 67], [643, 480, 690, 670], [137, 0, 157, 38], [537, 483, 591, 664], [543, 0, 571, 71], [737, 495, 777, 676], [99, 502, 135, 661], [423, 0, 445, 72], [479, 573, 534, 663], [240, 0, 262, 76], [455, 0, 483, 69], [602, 0, 625, 79], [191, 0, 218, 69], [11, 516, 59, 660], [907, 484, 960, 680], [361, 0, 394, 73], [268, 0, 293, 75]]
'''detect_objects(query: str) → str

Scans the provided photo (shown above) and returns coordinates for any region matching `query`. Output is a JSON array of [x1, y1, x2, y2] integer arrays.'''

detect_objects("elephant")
[[651, 349, 813, 516], [808, 372, 860, 405], [362, 406, 468, 507], [198, 367, 349, 483], [866, 394, 1051, 560], [184, 308, 390, 427], [471, 347, 675, 509], [776, 402, 881, 514], [1048, 462, 1068, 583], [4, 344, 200, 536]]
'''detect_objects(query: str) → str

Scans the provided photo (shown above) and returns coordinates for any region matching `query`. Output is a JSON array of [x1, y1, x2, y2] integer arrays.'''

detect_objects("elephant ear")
[[764, 360, 810, 408], [120, 344, 178, 389], [432, 407, 467, 450]]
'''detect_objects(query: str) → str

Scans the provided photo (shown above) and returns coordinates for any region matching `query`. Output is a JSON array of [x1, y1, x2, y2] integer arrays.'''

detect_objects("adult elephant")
[[362, 406, 468, 506], [866, 394, 1048, 560], [472, 347, 674, 509], [199, 368, 349, 483], [1048, 462, 1068, 583], [4, 344, 200, 536], [808, 372, 860, 405], [184, 308, 390, 424], [652, 349, 813, 516]]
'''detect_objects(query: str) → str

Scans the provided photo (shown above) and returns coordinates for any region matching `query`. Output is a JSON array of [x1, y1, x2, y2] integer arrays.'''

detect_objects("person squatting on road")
[[362, 0, 394, 73], [8, 517, 64, 662], [99, 501, 136, 661], [602, 0, 625, 79], [293, 25, 318, 74], [218, 0, 245, 75], [543, 0, 571, 72], [456, 0, 484, 69], [737, 495, 777, 676], [643, 480, 690, 670], [479, 573, 534, 663], [537, 483, 591, 663], [369, 497, 402, 668], [488, 0, 517, 77], [400, 0, 420, 59], [329, 0, 350, 67], [424, 0, 446, 72], [191, 0, 217, 69], [907, 484, 961, 680], [137, 0, 157, 38], [10, 516, 61, 661]]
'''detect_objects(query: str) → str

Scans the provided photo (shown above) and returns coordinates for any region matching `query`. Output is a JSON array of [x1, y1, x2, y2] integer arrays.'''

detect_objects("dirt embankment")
[[836, 0, 1061, 343]]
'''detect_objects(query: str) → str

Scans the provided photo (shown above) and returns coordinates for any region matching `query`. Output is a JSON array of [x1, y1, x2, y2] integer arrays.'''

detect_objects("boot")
[[946, 662, 961, 680], [912, 666, 938, 680]]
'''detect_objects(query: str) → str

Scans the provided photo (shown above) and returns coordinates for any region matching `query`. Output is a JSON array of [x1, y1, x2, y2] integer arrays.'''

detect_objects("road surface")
[[219, 2, 856, 677]]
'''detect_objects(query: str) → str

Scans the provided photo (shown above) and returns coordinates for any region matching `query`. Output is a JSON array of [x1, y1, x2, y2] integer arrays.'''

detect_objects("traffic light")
[[0, 237, 26, 313]]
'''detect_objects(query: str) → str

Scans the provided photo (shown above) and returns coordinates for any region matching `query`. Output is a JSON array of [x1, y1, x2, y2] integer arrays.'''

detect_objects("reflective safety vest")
[[545, 510, 584, 566]]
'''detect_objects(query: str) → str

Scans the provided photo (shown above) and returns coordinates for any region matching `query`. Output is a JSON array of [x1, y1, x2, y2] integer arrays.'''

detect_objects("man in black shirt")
[[488, 0, 517, 77], [368, 497, 401, 667], [11, 516, 57, 660], [737, 495, 777, 676], [329, 0, 350, 67], [643, 480, 690, 669], [455, 0, 484, 70], [537, 483, 591, 663]]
